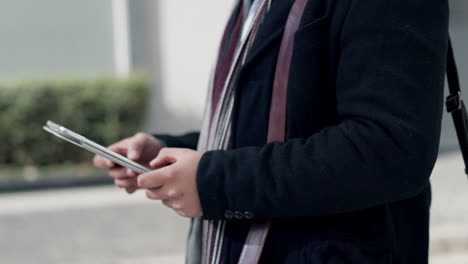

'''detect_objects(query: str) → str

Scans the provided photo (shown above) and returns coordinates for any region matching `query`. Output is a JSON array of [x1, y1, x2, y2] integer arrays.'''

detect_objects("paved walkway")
[[0, 186, 188, 263], [429, 152, 468, 263], [0, 152, 467, 263]]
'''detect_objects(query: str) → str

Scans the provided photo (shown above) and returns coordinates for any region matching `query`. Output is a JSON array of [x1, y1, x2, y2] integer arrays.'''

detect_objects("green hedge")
[[0, 73, 149, 166]]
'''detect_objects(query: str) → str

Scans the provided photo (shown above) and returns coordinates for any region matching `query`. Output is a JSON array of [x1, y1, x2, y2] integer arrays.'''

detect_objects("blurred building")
[[128, 0, 235, 134], [0, 0, 465, 149], [0, 0, 115, 77]]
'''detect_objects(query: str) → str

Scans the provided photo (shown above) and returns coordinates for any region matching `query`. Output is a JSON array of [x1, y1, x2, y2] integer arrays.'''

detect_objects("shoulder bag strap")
[[238, 0, 308, 263], [446, 38, 468, 176]]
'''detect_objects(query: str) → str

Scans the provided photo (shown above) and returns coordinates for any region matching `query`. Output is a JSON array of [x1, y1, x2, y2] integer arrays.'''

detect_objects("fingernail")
[[126, 168, 133, 175], [106, 160, 113, 167]]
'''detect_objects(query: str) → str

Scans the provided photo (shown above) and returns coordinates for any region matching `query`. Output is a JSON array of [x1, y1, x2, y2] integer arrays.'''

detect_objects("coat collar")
[[242, 0, 295, 68]]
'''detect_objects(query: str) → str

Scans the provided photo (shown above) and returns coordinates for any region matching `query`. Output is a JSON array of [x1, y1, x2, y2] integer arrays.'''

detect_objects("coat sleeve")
[[196, 0, 449, 220], [153, 132, 200, 150]]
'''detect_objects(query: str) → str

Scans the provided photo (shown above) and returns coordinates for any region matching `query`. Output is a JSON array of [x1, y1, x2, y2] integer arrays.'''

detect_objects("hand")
[[138, 148, 203, 218], [93, 133, 164, 194]]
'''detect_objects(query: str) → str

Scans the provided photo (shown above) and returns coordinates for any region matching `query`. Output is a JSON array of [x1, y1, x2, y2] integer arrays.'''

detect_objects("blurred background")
[[0, 0, 466, 263]]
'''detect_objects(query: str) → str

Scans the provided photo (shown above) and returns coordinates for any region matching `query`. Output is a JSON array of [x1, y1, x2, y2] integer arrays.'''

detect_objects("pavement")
[[0, 186, 188, 264], [428, 151, 468, 263], [0, 152, 467, 263]]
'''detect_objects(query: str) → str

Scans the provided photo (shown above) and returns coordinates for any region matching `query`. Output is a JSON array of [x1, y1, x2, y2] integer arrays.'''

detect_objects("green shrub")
[[0, 73, 149, 166]]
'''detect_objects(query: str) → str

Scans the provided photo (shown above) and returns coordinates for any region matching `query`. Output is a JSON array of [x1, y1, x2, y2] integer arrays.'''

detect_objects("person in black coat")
[[94, 0, 449, 263]]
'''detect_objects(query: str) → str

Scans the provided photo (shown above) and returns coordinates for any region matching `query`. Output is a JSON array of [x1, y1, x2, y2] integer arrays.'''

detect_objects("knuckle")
[[134, 132, 145, 138], [172, 202, 183, 210], [125, 168, 134, 176], [171, 203, 179, 210], [134, 132, 147, 142], [167, 189, 179, 199]]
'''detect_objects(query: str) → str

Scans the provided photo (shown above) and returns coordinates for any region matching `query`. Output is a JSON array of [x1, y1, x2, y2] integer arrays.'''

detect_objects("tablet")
[[43, 120, 150, 174]]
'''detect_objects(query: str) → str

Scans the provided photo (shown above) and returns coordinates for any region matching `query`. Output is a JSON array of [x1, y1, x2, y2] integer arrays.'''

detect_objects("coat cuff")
[[196, 150, 259, 221], [152, 134, 182, 148], [152, 132, 200, 150], [197, 150, 228, 220]]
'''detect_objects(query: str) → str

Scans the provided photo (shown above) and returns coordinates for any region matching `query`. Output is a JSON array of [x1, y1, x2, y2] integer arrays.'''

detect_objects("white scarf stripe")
[[188, 1, 271, 263], [204, 1, 269, 263]]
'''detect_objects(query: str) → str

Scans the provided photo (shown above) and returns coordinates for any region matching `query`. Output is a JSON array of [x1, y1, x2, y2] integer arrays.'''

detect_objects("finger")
[[162, 199, 183, 210], [176, 211, 187, 217], [108, 167, 131, 179], [95, 139, 132, 168], [93, 154, 115, 168], [126, 168, 139, 177], [138, 167, 172, 189], [127, 133, 147, 160], [114, 178, 138, 188], [150, 148, 178, 169], [126, 186, 137, 194], [162, 199, 171, 208], [145, 188, 165, 200], [107, 141, 130, 155], [145, 186, 182, 201]]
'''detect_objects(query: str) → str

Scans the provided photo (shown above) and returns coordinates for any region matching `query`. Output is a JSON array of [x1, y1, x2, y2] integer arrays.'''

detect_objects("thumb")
[[150, 148, 177, 168]]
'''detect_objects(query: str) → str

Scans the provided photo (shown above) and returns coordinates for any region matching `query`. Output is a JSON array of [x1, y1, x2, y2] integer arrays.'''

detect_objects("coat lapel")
[[242, 0, 295, 68]]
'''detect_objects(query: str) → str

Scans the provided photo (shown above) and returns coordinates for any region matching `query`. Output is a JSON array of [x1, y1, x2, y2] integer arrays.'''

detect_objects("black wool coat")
[[157, 0, 449, 263]]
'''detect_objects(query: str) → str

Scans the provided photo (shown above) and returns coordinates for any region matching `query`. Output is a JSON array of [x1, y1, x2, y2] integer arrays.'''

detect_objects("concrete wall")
[[129, 0, 235, 134], [0, 0, 115, 79]]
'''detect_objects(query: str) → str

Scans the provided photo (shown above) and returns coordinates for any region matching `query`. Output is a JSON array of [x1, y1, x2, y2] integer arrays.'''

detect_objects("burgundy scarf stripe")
[[199, 1, 271, 263], [211, 7, 244, 121]]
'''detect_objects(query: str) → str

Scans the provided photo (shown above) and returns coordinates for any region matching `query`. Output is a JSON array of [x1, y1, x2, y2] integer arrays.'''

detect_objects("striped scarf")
[[186, 0, 271, 263]]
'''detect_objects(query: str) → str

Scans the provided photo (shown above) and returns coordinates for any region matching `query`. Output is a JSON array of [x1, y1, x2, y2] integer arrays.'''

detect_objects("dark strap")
[[238, 0, 308, 263], [446, 38, 468, 175]]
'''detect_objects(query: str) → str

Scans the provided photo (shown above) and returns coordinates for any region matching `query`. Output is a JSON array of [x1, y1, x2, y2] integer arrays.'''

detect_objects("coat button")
[[244, 211, 254, 219], [234, 211, 244, 219], [224, 210, 234, 219]]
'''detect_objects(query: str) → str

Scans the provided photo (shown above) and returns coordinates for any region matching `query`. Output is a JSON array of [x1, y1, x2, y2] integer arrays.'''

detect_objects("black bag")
[[446, 38, 468, 176]]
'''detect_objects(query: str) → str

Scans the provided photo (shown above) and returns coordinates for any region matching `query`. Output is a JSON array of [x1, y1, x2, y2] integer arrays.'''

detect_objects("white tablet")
[[43, 120, 150, 174]]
